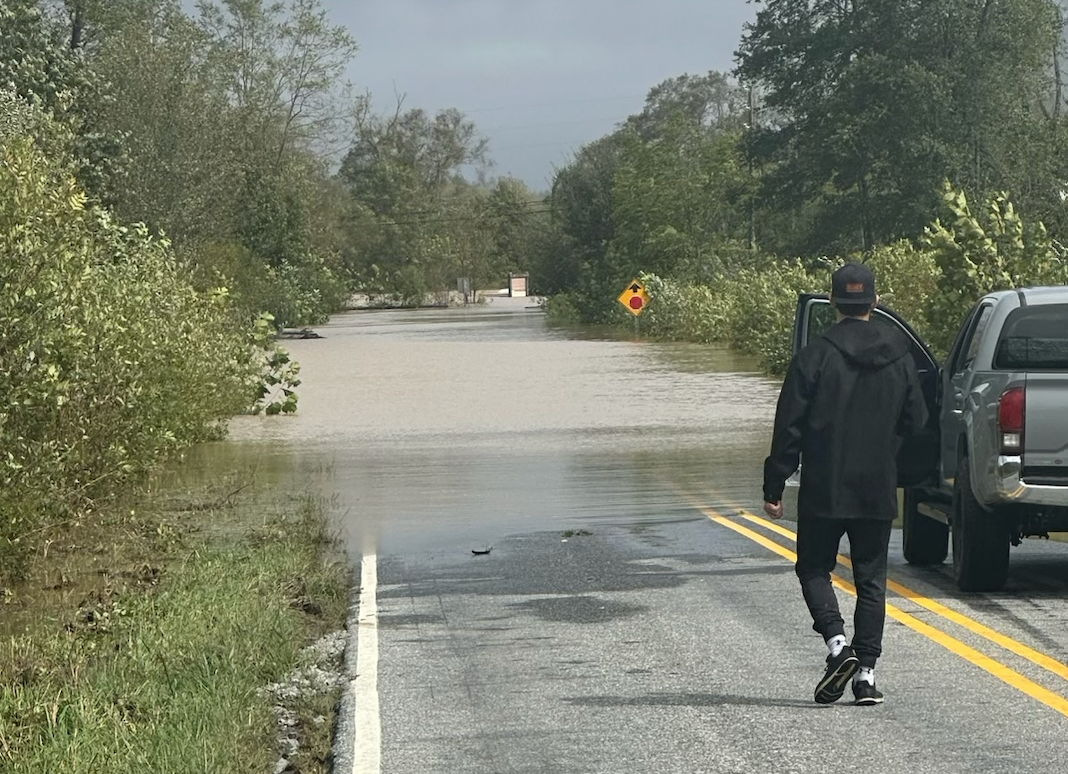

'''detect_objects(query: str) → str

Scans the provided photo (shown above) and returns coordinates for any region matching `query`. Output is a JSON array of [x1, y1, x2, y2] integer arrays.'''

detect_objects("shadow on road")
[[565, 692, 826, 710]]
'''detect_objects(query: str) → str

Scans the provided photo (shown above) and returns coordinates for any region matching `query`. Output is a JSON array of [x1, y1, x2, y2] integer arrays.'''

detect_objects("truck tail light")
[[998, 386, 1025, 455]]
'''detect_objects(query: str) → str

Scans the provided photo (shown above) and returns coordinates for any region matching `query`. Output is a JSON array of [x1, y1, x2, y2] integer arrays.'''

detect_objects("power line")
[[373, 208, 554, 227], [492, 138, 599, 152], [365, 199, 551, 220]]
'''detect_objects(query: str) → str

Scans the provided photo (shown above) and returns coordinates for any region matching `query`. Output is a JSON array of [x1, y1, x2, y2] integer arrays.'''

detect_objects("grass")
[[0, 468, 351, 774]]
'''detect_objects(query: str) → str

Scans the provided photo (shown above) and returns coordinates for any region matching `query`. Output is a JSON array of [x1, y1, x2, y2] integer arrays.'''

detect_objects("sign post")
[[618, 279, 650, 335]]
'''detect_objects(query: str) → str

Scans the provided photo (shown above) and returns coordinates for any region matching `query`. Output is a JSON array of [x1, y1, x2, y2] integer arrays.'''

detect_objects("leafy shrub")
[[922, 184, 1068, 355], [0, 96, 262, 576], [187, 240, 345, 328], [717, 260, 826, 374], [864, 240, 939, 345], [638, 274, 724, 343], [631, 261, 824, 374], [542, 291, 583, 323], [250, 313, 301, 416]]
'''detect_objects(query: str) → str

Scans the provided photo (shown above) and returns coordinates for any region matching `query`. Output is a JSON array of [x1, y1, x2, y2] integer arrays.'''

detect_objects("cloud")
[[454, 40, 556, 68], [332, 0, 756, 185]]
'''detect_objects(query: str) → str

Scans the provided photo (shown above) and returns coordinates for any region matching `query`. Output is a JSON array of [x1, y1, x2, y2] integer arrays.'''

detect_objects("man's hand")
[[764, 500, 784, 520]]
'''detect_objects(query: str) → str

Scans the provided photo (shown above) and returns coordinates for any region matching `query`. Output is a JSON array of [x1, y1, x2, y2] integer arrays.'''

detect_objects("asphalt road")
[[332, 503, 1068, 774], [249, 300, 1068, 773]]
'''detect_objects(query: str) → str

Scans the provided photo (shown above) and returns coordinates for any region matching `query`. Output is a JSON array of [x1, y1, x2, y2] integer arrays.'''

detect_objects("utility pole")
[[747, 84, 757, 253], [69, 1, 86, 49]]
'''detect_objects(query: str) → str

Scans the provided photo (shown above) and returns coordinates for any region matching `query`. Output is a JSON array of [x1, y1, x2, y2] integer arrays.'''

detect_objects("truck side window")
[[994, 303, 1068, 369], [807, 302, 837, 343], [952, 304, 994, 374]]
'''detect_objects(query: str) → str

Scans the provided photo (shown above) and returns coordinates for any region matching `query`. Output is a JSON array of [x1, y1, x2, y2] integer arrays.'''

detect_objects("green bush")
[[583, 185, 1068, 377], [717, 260, 826, 374], [628, 261, 824, 374], [188, 240, 346, 328], [922, 184, 1068, 356], [0, 96, 261, 576], [638, 274, 724, 343], [542, 291, 583, 323], [864, 240, 939, 344]]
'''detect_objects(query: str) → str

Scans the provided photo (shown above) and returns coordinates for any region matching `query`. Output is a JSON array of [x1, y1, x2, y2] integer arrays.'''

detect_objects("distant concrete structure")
[[457, 277, 473, 305], [508, 273, 528, 298]]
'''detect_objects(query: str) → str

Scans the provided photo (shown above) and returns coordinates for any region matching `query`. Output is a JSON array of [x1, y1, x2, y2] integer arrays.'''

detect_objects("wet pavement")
[[363, 521, 1068, 774]]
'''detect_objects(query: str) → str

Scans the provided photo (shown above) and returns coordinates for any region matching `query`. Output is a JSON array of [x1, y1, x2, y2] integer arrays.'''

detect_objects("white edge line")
[[351, 553, 381, 773]]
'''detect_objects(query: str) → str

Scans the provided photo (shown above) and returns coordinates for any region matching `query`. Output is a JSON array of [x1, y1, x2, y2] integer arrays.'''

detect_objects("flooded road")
[[196, 297, 780, 557], [183, 298, 1068, 773]]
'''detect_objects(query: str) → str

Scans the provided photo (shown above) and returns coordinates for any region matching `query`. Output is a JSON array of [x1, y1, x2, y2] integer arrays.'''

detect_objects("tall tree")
[[625, 71, 744, 139], [71, 0, 240, 243], [483, 177, 549, 281], [736, 0, 1063, 255], [196, 0, 358, 161], [611, 72, 752, 280], [340, 98, 489, 215], [337, 97, 492, 302], [0, 0, 122, 202], [542, 134, 627, 321]]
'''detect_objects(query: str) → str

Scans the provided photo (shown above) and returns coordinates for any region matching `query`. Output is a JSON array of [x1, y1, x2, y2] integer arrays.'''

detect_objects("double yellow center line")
[[700, 504, 1068, 718]]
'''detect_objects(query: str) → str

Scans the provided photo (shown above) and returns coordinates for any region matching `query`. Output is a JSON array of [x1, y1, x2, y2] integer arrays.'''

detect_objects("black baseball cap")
[[831, 262, 876, 305]]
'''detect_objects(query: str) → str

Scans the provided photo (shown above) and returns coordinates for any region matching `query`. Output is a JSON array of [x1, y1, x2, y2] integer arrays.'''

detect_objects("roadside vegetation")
[[534, 1, 1068, 373], [637, 188, 1068, 373], [0, 473, 350, 774], [2, 1, 354, 768]]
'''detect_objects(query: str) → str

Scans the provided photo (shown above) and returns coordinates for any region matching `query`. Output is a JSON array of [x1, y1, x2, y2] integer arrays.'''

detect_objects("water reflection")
[[175, 299, 781, 557]]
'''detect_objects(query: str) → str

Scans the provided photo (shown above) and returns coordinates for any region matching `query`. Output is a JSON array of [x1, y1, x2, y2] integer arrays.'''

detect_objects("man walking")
[[762, 263, 928, 706]]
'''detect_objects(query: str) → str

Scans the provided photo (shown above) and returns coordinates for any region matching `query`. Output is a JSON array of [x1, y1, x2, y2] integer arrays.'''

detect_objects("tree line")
[[0, 0, 361, 574], [15, 0, 1067, 324], [534, 0, 1068, 368], [324, 0, 1068, 328]]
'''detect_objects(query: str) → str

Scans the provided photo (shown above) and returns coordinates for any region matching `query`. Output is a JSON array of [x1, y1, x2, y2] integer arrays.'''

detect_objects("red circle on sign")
[[629, 296, 644, 310]]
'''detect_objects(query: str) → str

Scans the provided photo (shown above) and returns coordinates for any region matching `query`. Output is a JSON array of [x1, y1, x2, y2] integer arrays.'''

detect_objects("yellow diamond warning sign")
[[618, 279, 650, 316]]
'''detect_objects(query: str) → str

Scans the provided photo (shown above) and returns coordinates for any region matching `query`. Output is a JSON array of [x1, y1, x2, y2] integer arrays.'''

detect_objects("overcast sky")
[[328, 0, 756, 191]]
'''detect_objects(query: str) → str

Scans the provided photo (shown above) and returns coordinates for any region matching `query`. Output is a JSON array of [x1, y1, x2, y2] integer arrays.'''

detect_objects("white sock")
[[826, 635, 847, 657], [855, 667, 875, 685]]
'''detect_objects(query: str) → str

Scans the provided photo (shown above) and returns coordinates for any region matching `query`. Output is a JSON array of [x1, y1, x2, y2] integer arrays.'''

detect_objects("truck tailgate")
[[1024, 374, 1068, 474]]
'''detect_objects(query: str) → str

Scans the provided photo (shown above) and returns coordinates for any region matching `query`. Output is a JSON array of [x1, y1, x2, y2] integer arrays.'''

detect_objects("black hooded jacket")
[[763, 317, 929, 521]]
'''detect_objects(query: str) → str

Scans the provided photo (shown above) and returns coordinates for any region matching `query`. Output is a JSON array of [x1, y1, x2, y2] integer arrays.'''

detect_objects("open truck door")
[[792, 294, 948, 563], [792, 293, 941, 485]]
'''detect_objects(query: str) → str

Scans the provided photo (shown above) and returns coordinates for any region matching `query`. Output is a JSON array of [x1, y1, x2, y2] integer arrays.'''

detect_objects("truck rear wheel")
[[902, 488, 948, 565], [951, 459, 1010, 591]]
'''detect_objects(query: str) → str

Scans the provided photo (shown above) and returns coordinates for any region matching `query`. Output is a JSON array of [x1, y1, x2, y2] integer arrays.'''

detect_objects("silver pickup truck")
[[794, 287, 1068, 591]]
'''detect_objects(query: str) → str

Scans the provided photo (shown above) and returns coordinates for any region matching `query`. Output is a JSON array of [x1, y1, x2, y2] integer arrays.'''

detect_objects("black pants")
[[795, 517, 893, 669]]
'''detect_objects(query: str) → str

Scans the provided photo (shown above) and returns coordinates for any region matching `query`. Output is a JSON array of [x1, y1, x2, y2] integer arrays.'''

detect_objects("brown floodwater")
[[175, 297, 782, 558]]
